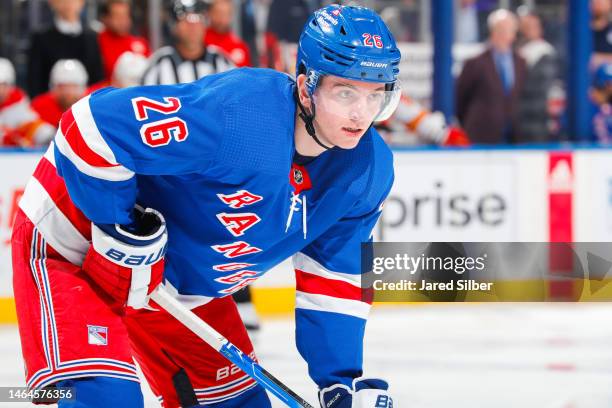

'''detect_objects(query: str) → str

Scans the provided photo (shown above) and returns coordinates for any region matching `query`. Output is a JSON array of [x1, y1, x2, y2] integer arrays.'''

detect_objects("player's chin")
[[335, 126, 366, 148]]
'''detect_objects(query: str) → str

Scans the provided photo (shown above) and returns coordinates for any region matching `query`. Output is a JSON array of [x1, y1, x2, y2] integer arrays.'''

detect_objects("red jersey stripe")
[[61, 109, 119, 168], [32, 157, 92, 240], [295, 269, 365, 302]]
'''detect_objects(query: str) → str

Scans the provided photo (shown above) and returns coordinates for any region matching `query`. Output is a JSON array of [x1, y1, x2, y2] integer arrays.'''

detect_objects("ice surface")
[[2, 303, 612, 407]]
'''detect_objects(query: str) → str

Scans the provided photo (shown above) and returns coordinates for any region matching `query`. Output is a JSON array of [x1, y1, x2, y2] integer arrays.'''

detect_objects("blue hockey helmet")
[[296, 4, 401, 94], [593, 63, 612, 90], [296, 4, 402, 128]]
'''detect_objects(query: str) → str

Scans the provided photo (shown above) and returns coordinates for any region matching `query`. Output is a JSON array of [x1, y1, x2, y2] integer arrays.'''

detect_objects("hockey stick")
[[150, 286, 315, 408]]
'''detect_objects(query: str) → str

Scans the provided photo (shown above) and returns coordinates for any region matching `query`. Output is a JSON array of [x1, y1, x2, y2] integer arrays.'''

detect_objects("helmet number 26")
[[362, 33, 383, 49], [131, 96, 189, 147]]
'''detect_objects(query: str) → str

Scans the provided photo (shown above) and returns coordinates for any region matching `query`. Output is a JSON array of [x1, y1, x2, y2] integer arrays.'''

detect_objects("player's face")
[[53, 84, 85, 109], [104, 2, 132, 35], [312, 76, 386, 149]]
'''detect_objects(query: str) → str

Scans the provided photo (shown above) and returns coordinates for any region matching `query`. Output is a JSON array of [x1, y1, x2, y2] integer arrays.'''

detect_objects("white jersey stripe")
[[71, 96, 121, 166], [293, 252, 362, 287], [54, 126, 134, 181], [196, 381, 257, 404], [295, 291, 370, 320], [194, 373, 251, 393], [33, 370, 140, 390], [43, 142, 56, 166], [19, 177, 89, 265]]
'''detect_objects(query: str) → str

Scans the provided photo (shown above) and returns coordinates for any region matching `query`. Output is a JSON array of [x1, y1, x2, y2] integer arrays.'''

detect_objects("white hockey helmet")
[[112, 52, 148, 88], [0, 57, 16, 85], [50, 59, 88, 88]]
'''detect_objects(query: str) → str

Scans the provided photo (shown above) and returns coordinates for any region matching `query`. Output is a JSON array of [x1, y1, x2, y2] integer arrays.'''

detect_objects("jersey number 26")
[[131, 96, 189, 147]]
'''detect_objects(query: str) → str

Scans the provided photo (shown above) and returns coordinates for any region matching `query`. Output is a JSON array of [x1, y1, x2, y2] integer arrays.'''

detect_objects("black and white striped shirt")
[[141, 45, 234, 85]]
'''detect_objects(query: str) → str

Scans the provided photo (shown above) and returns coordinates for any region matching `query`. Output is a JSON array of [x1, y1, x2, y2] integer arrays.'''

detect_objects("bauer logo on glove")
[[103, 245, 166, 266], [83, 206, 168, 310]]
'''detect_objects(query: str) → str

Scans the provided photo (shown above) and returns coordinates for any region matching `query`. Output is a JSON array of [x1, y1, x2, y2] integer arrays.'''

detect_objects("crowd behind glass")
[[0, 0, 610, 148]]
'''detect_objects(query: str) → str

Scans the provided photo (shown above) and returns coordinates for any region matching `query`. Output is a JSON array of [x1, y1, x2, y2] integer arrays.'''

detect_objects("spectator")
[[110, 51, 149, 88], [0, 58, 55, 146], [204, 0, 252, 67], [589, 62, 612, 142], [98, 0, 151, 80], [87, 51, 149, 93], [141, 0, 233, 85], [376, 96, 470, 147], [517, 11, 558, 142], [267, 0, 317, 44], [592, 0, 612, 58], [456, 9, 527, 144], [456, 0, 480, 43], [379, 1, 420, 42], [265, 0, 320, 73], [31, 59, 88, 128], [238, 0, 263, 67], [27, 0, 103, 97]]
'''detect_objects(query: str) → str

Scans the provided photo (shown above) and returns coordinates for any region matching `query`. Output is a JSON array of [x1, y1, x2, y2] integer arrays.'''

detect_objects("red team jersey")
[[86, 80, 111, 95], [204, 28, 251, 67], [0, 87, 55, 146], [98, 30, 150, 80], [30, 92, 65, 128]]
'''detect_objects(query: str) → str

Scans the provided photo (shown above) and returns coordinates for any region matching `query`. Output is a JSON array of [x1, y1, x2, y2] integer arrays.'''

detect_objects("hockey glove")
[[319, 378, 393, 408], [83, 206, 168, 310]]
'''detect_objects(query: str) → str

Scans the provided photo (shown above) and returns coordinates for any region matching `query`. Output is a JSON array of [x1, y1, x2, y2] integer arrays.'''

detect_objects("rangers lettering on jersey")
[[217, 190, 263, 209], [211, 242, 262, 258], [216, 213, 261, 237]]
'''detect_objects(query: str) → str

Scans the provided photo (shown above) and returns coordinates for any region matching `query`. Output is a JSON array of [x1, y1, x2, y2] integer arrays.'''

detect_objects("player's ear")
[[296, 74, 312, 110]]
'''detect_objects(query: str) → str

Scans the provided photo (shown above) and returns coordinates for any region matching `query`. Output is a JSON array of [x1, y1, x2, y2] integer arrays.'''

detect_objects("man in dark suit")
[[456, 9, 527, 144], [27, 0, 103, 97]]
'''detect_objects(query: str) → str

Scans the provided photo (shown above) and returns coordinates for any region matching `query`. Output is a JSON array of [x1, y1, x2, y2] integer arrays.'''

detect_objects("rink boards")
[[1, 146, 611, 321]]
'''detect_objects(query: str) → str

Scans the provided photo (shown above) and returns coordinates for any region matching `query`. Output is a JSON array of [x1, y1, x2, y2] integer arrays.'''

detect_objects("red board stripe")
[[547, 152, 574, 299]]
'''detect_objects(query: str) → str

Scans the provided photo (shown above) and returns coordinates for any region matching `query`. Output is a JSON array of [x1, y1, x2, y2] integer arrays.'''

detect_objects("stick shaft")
[[150, 287, 315, 408]]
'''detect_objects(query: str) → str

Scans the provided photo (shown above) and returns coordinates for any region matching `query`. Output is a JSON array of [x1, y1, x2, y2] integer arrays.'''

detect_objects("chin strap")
[[296, 91, 333, 151]]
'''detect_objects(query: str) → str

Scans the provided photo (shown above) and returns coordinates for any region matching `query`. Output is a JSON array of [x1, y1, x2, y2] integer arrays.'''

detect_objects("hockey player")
[[12, 4, 398, 408], [31, 59, 89, 128], [0, 58, 55, 146], [87, 51, 149, 93]]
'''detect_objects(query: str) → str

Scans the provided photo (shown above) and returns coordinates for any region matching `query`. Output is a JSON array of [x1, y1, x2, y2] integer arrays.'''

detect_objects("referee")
[[142, 0, 234, 85]]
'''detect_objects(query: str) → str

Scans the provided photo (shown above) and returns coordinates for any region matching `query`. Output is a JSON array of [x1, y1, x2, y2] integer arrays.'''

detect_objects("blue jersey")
[[20, 68, 394, 389]]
